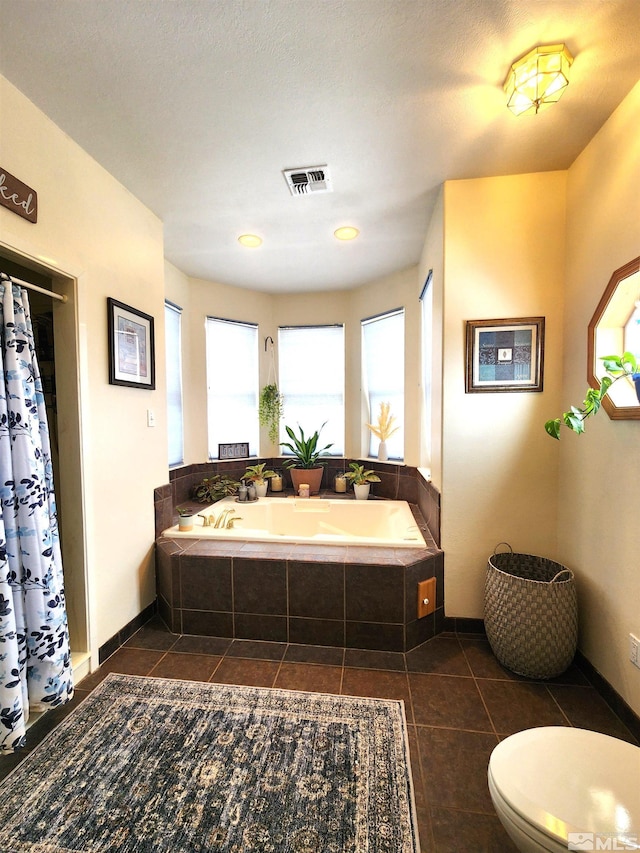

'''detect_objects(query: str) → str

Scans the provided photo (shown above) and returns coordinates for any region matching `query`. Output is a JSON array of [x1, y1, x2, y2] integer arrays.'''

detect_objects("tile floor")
[[3, 619, 638, 852]]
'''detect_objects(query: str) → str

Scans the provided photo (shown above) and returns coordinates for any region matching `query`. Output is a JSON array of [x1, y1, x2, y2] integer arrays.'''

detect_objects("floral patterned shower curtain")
[[0, 274, 73, 753]]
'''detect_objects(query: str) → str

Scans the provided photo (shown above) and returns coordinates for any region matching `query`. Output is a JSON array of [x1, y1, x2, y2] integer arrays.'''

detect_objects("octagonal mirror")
[[588, 256, 640, 420]]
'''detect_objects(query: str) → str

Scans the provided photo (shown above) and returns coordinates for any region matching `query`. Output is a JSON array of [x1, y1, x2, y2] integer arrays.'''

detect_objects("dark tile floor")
[[3, 619, 638, 852]]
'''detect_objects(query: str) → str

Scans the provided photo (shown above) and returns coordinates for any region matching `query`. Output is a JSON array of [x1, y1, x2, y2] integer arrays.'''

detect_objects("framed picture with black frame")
[[465, 317, 544, 393], [107, 297, 156, 389]]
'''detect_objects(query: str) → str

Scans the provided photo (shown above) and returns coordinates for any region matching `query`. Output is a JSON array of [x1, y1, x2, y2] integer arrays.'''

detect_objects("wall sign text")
[[0, 167, 37, 223]]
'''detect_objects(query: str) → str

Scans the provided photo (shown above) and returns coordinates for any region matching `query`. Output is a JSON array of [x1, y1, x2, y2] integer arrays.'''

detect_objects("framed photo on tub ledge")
[[465, 317, 545, 393], [107, 297, 156, 389]]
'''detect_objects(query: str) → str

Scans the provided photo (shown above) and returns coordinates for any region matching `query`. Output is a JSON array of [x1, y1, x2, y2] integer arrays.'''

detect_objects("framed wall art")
[[108, 298, 156, 389], [465, 317, 544, 393]]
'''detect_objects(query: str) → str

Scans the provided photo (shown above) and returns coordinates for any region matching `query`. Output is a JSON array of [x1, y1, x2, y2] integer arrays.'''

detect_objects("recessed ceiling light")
[[334, 226, 359, 241], [238, 234, 262, 248]]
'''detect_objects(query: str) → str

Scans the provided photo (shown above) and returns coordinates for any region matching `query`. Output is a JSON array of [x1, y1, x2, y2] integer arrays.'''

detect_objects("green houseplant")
[[280, 423, 333, 495], [243, 462, 276, 496], [344, 462, 381, 500], [259, 383, 285, 445], [192, 474, 241, 503], [545, 353, 639, 438]]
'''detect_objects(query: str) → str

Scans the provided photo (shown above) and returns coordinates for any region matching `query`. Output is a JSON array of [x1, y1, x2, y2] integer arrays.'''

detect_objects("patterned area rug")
[[0, 673, 419, 852]]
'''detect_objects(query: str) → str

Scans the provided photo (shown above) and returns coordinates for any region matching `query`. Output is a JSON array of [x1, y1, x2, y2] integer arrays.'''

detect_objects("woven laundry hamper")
[[484, 543, 578, 679]]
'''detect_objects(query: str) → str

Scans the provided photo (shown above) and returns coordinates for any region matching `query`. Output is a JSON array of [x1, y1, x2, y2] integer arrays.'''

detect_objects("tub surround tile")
[[233, 559, 287, 615], [284, 644, 345, 666], [181, 609, 233, 638], [180, 555, 232, 612], [288, 616, 345, 648], [343, 648, 406, 671], [170, 635, 232, 656], [345, 563, 404, 623], [225, 639, 287, 661], [234, 612, 288, 643], [405, 614, 436, 651], [288, 561, 344, 619], [345, 620, 404, 652]]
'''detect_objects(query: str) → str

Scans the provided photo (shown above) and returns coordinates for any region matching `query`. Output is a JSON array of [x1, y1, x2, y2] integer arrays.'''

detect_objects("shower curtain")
[[0, 273, 73, 753]]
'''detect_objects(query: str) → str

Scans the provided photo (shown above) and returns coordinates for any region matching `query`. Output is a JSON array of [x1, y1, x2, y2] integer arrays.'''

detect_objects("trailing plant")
[[243, 462, 276, 483], [545, 353, 639, 439], [259, 383, 285, 444], [344, 462, 381, 486], [280, 423, 333, 469], [192, 474, 241, 503], [366, 401, 400, 442]]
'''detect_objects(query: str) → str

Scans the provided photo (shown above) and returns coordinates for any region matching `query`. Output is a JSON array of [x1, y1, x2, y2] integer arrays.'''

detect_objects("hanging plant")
[[259, 383, 284, 444]]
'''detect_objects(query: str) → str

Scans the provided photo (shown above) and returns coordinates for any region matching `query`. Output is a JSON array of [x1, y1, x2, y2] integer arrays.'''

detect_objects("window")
[[206, 317, 259, 458], [165, 301, 183, 467], [420, 272, 433, 467], [361, 309, 404, 460], [278, 325, 344, 455]]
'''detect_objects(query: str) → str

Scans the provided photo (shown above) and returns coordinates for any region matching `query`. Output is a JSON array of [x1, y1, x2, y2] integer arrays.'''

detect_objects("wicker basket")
[[484, 543, 578, 679]]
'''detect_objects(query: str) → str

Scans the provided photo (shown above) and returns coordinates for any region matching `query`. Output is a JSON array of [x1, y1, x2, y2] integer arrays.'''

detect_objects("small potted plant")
[[280, 423, 333, 495], [344, 462, 381, 500], [192, 474, 241, 503], [176, 505, 196, 531], [545, 352, 639, 438], [243, 462, 276, 497], [366, 401, 400, 460]]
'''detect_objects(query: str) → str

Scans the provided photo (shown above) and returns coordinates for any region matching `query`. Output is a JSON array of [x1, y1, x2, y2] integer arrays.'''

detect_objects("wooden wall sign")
[[0, 167, 37, 223]]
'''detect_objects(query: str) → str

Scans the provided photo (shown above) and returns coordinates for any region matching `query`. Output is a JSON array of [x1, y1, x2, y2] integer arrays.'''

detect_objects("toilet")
[[488, 727, 640, 852]]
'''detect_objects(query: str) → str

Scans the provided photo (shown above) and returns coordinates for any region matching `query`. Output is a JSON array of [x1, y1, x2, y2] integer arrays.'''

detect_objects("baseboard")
[[441, 616, 486, 636], [574, 650, 640, 743], [98, 600, 158, 663]]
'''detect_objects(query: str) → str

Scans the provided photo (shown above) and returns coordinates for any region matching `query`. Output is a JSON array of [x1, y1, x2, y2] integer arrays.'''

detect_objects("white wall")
[[562, 79, 640, 715], [440, 172, 566, 617], [0, 76, 167, 651]]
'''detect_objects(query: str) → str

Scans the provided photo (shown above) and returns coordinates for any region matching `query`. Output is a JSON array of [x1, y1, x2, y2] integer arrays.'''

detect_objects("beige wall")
[[419, 187, 444, 487], [440, 172, 566, 618], [167, 266, 424, 465], [0, 77, 167, 653], [562, 79, 640, 715]]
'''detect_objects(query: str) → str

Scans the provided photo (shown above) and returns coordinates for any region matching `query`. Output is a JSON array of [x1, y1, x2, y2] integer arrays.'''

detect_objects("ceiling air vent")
[[283, 166, 331, 196]]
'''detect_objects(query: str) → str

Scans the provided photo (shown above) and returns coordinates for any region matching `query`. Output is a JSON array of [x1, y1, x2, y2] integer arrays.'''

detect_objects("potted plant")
[[192, 474, 241, 503], [243, 462, 276, 497], [259, 383, 285, 445], [344, 462, 381, 500], [280, 423, 333, 495], [366, 401, 399, 461], [545, 353, 638, 438], [176, 505, 196, 531]]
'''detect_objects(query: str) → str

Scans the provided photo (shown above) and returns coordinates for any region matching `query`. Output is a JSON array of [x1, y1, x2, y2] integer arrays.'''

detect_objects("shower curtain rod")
[[1, 272, 67, 303]]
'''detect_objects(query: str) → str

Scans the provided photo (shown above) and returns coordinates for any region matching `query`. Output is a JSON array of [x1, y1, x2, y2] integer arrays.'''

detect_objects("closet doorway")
[[0, 252, 90, 679]]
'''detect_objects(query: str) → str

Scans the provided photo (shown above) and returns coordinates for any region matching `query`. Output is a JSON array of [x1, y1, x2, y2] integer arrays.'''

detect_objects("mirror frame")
[[587, 255, 640, 420]]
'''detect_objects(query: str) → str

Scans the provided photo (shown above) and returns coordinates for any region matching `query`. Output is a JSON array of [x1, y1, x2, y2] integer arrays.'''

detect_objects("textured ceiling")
[[1, 0, 640, 293]]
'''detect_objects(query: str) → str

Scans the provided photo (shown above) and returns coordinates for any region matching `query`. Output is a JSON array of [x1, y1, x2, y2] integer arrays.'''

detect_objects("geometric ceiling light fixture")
[[504, 44, 574, 116]]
